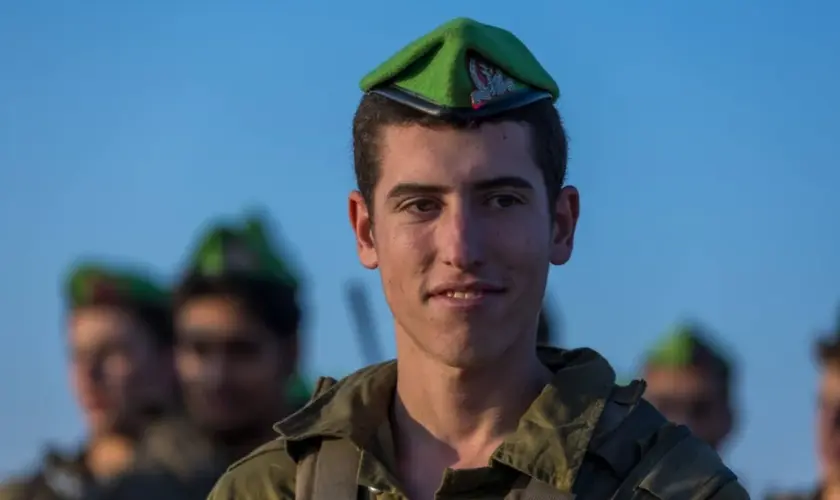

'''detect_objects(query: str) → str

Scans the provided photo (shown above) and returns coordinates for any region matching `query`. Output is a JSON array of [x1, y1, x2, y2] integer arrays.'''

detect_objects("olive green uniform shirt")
[[208, 347, 749, 499]]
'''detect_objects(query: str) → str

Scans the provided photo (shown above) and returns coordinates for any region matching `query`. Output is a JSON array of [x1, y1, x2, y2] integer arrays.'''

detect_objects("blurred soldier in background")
[[641, 321, 736, 453], [767, 315, 840, 500], [96, 212, 308, 499], [0, 263, 176, 500]]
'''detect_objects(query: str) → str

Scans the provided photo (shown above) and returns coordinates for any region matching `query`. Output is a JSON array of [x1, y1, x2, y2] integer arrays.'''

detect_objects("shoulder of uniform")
[[591, 380, 663, 447], [587, 381, 740, 498], [274, 361, 397, 445], [585, 381, 668, 480], [636, 427, 739, 499], [209, 438, 295, 500], [227, 438, 294, 472]]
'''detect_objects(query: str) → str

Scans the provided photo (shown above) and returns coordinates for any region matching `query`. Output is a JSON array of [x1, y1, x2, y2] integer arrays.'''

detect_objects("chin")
[[400, 315, 517, 366], [89, 414, 127, 436], [425, 338, 513, 369]]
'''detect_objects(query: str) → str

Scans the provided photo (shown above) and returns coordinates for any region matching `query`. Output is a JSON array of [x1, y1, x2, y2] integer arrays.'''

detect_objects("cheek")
[[488, 207, 549, 246], [175, 351, 202, 384], [498, 225, 545, 258], [819, 410, 835, 432], [377, 225, 433, 283], [236, 360, 280, 386], [69, 365, 88, 394], [102, 355, 135, 385]]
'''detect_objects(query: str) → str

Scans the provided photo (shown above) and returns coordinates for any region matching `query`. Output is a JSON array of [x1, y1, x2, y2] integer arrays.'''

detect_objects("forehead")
[[176, 295, 247, 328], [644, 365, 720, 395], [69, 306, 142, 346], [376, 121, 539, 189], [176, 295, 264, 342]]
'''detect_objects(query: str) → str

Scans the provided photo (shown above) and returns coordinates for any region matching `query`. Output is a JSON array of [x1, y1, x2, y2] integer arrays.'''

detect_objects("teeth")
[[445, 291, 479, 299]]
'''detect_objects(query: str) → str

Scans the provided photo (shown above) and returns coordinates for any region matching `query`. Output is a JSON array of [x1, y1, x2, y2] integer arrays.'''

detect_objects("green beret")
[[65, 263, 170, 310], [644, 322, 731, 377], [361, 17, 559, 119], [186, 212, 299, 289]]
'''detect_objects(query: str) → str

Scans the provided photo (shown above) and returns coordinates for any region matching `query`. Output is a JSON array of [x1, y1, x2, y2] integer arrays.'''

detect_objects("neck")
[[85, 433, 136, 480], [393, 334, 552, 469]]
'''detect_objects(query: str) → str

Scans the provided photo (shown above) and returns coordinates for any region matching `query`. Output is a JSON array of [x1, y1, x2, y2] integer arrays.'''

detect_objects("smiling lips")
[[427, 281, 506, 303]]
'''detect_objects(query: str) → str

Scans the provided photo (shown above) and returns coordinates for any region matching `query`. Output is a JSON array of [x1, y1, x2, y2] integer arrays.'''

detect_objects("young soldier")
[[208, 17, 748, 499], [0, 263, 176, 500], [171, 214, 306, 463], [642, 322, 736, 452], [95, 214, 308, 500]]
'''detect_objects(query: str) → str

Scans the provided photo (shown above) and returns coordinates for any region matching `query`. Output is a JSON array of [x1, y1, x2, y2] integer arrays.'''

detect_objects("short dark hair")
[[174, 274, 301, 336], [817, 335, 840, 368], [352, 93, 568, 214]]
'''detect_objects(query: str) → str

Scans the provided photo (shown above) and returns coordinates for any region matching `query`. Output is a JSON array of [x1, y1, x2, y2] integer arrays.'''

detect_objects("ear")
[[549, 185, 580, 266], [348, 191, 379, 270]]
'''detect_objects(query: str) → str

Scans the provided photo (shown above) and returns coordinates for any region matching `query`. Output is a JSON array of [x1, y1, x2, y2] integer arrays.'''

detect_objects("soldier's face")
[[643, 365, 732, 450], [175, 296, 294, 433], [817, 364, 840, 482], [68, 307, 172, 437], [349, 121, 578, 368]]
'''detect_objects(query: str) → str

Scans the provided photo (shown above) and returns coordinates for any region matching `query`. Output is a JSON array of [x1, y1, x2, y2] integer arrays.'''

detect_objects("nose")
[[83, 357, 106, 385], [436, 203, 484, 271], [198, 353, 230, 389]]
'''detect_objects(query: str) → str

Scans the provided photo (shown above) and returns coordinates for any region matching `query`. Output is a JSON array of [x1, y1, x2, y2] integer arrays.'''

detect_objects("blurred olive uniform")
[[94, 214, 310, 500], [207, 18, 747, 500], [0, 264, 174, 500], [642, 323, 736, 453], [93, 378, 311, 500]]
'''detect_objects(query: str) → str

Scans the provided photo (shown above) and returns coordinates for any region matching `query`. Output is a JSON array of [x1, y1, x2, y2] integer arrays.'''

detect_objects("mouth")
[[427, 282, 506, 303]]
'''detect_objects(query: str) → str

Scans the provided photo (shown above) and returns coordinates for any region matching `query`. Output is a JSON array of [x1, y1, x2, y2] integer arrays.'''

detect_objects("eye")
[[486, 194, 523, 209], [403, 198, 440, 214]]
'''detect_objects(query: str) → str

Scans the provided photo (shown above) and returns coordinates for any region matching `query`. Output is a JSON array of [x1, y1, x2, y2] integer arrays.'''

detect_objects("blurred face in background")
[[68, 306, 174, 438], [643, 364, 733, 451], [174, 295, 295, 437], [817, 363, 840, 484]]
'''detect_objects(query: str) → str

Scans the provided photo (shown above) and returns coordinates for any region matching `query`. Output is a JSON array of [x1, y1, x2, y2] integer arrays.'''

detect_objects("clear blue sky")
[[1, 0, 838, 493]]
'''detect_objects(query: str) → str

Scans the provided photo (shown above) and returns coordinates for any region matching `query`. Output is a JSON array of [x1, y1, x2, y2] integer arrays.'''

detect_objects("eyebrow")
[[385, 176, 534, 200]]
